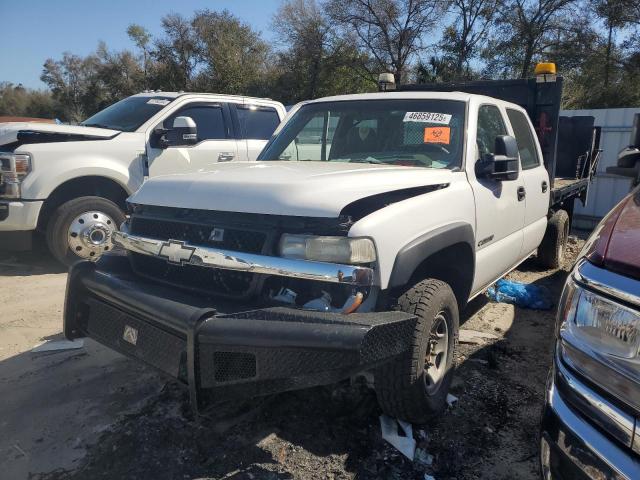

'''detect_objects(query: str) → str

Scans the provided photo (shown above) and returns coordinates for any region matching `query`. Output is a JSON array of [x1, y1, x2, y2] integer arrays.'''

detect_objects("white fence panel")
[[561, 108, 638, 229]]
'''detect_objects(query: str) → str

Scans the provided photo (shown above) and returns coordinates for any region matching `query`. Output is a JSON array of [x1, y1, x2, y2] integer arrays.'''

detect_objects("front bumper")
[[540, 355, 640, 479], [64, 255, 416, 413], [0, 199, 42, 230]]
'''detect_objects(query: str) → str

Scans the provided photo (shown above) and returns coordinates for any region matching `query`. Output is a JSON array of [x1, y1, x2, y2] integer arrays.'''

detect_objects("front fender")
[[388, 222, 475, 288]]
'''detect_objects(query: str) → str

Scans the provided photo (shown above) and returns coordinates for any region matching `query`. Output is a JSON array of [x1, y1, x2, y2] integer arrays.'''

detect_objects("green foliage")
[[2, 0, 638, 122], [0, 82, 61, 119]]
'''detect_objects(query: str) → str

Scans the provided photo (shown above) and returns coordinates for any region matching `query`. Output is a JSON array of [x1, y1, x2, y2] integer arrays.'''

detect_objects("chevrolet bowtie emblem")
[[159, 240, 195, 265]]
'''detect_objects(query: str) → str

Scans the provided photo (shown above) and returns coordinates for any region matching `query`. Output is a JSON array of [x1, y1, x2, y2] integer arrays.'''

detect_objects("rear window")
[[237, 106, 280, 140]]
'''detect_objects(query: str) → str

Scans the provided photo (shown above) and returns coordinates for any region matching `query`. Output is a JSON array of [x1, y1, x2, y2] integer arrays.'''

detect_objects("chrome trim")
[[556, 349, 636, 449], [544, 377, 640, 479], [113, 231, 376, 286], [575, 259, 640, 309]]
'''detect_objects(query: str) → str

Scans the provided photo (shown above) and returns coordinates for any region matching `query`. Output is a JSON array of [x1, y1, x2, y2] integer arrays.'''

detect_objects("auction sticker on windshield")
[[424, 126, 451, 144], [147, 99, 170, 106], [403, 112, 452, 124]]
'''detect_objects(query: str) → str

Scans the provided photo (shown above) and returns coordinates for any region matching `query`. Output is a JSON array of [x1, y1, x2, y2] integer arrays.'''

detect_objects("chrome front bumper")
[[112, 231, 376, 286], [540, 354, 640, 479]]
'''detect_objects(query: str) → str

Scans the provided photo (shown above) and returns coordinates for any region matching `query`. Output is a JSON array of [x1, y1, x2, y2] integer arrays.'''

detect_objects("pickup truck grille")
[[128, 213, 268, 297], [130, 216, 267, 253], [130, 252, 255, 297]]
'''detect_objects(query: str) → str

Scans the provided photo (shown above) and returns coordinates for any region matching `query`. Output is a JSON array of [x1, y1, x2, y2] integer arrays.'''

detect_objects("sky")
[[0, 0, 280, 89]]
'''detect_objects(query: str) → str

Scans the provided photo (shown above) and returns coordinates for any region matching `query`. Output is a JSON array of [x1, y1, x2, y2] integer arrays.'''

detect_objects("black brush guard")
[[64, 255, 417, 414]]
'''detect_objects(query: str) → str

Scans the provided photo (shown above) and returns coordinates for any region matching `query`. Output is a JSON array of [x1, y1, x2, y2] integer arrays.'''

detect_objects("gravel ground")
[[0, 236, 585, 480]]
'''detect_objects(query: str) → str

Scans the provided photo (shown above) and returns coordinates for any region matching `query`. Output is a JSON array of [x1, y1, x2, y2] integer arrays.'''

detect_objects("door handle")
[[517, 186, 526, 201], [541, 181, 548, 193], [218, 152, 235, 162]]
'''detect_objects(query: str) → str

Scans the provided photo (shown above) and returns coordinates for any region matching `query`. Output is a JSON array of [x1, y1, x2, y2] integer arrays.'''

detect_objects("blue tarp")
[[487, 279, 553, 310]]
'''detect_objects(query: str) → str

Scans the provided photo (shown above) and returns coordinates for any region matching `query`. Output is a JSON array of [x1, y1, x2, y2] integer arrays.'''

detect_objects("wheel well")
[[37, 176, 129, 231], [397, 243, 474, 310]]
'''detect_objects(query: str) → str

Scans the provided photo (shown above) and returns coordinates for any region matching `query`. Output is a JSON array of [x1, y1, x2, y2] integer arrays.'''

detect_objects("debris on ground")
[[446, 393, 459, 407], [379, 415, 416, 460], [414, 447, 434, 466], [458, 329, 500, 344], [31, 339, 84, 353], [487, 278, 553, 310]]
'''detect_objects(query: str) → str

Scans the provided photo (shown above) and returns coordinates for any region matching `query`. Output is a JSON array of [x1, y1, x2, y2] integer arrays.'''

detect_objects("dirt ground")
[[0, 236, 585, 480]]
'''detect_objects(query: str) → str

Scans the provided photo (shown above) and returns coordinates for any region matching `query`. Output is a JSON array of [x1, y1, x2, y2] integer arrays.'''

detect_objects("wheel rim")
[[424, 311, 449, 394], [67, 211, 117, 260]]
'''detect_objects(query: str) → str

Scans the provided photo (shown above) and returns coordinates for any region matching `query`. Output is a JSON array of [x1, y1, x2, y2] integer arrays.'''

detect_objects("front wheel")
[[374, 278, 459, 423], [46, 196, 125, 266]]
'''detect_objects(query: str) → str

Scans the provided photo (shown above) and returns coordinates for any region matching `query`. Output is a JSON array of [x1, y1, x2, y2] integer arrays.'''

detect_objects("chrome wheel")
[[424, 312, 449, 394], [67, 211, 117, 260]]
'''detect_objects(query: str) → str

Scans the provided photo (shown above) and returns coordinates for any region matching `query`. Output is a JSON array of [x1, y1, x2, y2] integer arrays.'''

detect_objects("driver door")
[[147, 102, 239, 177], [469, 104, 526, 293]]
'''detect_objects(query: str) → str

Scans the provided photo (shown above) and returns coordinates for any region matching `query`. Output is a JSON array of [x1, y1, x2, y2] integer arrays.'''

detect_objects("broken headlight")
[[279, 234, 376, 264]]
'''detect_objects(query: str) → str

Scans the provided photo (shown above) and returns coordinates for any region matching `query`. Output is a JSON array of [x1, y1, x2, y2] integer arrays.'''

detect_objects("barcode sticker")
[[147, 99, 170, 106], [403, 112, 452, 124]]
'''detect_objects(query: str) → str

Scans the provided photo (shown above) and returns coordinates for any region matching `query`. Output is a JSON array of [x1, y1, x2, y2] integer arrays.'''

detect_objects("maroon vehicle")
[[540, 115, 640, 479]]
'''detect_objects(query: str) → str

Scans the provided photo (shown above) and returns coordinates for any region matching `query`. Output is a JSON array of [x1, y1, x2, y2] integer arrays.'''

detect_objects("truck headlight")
[[0, 153, 32, 198], [560, 278, 640, 361], [556, 261, 640, 453], [279, 234, 376, 264]]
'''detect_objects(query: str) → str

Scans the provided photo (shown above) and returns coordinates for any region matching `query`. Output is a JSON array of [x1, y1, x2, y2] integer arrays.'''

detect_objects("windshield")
[[258, 99, 466, 169], [81, 96, 174, 132]]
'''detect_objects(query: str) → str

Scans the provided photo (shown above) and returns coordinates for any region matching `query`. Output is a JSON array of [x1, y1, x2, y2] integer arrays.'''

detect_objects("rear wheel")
[[374, 278, 459, 423], [46, 196, 125, 266], [537, 209, 569, 269]]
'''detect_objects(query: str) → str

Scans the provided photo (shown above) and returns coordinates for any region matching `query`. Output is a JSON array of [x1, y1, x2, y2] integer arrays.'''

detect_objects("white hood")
[[0, 122, 119, 146], [130, 161, 454, 217]]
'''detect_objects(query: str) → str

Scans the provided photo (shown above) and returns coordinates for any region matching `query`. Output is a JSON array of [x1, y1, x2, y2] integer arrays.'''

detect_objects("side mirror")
[[164, 116, 198, 148], [476, 135, 519, 181]]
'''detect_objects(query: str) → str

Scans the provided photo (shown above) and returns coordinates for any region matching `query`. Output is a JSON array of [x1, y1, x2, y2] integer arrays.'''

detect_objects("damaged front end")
[[64, 207, 416, 414]]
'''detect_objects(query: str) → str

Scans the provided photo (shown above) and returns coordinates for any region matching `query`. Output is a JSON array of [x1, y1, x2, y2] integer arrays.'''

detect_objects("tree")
[[0, 82, 59, 119], [153, 13, 199, 90], [486, 0, 578, 79], [590, 0, 634, 91], [327, 0, 449, 82], [127, 24, 152, 88], [40, 53, 102, 121], [441, 0, 498, 79], [191, 9, 271, 95], [271, 0, 373, 102], [95, 42, 145, 102]]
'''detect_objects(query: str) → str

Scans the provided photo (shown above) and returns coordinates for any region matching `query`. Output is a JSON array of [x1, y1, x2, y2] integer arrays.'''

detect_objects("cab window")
[[165, 104, 227, 141], [507, 108, 540, 169], [476, 105, 507, 157], [236, 105, 280, 140]]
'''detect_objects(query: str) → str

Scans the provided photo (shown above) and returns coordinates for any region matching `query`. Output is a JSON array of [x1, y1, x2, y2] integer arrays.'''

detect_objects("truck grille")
[[130, 216, 267, 253], [130, 252, 255, 297]]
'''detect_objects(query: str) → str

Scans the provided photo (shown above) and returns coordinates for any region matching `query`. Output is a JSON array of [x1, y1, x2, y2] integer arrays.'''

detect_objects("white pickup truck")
[[64, 67, 600, 422], [0, 93, 286, 264]]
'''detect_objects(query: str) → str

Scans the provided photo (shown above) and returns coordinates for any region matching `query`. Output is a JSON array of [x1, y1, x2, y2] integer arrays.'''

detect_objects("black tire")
[[537, 209, 569, 269], [374, 278, 459, 423], [46, 196, 125, 266]]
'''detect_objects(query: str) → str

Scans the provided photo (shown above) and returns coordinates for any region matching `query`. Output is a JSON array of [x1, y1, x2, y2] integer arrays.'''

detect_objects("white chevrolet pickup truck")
[[0, 92, 286, 264], [64, 67, 600, 422]]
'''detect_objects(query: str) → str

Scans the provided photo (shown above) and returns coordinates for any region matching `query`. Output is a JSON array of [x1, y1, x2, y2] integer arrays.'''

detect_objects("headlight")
[[279, 234, 376, 264], [560, 278, 640, 360], [556, 262, 640, 452], [0, 153, 32, 198]]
